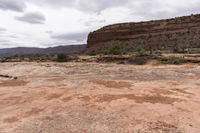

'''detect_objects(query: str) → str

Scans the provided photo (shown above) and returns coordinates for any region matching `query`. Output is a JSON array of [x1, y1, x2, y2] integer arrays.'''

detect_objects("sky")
[[0, 0, 200, 48]]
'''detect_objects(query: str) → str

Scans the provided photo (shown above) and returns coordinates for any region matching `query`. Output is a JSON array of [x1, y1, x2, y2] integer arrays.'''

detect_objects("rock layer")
[[87, 14, 200, 51]]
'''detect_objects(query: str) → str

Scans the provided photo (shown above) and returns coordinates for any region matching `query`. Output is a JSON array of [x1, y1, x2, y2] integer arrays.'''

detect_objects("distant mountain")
[[0, 44, 86, 57]]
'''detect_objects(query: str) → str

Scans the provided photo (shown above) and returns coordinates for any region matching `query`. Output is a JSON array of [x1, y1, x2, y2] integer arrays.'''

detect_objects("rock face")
[[87, 14, 200, 52]]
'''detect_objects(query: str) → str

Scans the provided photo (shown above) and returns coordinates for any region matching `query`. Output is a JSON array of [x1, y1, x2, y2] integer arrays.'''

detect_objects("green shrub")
[[87, 44, 122, 56], [101, 50, 110, 55], [56, 54, 69, 62], [109, 45, 121, 55]]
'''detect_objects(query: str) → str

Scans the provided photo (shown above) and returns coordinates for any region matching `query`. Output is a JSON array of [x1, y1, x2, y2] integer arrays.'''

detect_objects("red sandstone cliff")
[[87, 14, 200, 52]]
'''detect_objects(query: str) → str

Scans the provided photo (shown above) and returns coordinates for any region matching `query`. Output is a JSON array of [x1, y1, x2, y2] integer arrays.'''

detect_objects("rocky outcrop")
[[87, 14, 200, 52]]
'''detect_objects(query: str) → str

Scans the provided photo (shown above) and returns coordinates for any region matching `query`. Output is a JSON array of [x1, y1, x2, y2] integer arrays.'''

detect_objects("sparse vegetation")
[[161, 57, 189, 65], [97, 56, 113, 62], [135, 48, 150, 57], [109, 45, 121, 55], [87, 45, 122, 56], [128, 56, 148, 65], [88, 51, 98, 56], [56, 54, 70, 62]]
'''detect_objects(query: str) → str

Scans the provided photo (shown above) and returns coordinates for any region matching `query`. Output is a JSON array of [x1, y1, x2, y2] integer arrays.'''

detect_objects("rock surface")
[[0, 62, 200, 132]]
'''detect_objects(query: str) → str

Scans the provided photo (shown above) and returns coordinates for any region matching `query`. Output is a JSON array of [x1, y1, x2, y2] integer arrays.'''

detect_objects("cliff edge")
[[87, 14, 200, 52]]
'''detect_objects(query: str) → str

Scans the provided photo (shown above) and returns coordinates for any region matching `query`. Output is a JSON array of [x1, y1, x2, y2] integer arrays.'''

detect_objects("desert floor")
[[0, 62, 200, 133]]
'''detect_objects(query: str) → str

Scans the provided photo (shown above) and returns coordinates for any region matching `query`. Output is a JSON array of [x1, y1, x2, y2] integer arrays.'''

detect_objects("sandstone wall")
[[87, 14, 200, 52]]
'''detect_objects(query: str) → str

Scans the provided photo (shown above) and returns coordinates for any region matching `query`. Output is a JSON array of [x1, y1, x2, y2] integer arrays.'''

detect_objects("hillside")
[[87, 14, 200, 52], [0, 44, 86, 57]]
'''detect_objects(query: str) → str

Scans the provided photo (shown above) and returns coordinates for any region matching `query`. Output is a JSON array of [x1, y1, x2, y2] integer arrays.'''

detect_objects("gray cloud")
[[130, 0, 200, 20], [0, 27, 7, 35], [0, 27, 6, 32], [28, 0, 132, 13], [27, 0, 200, 19], [0, 43, 15, 48], [0, 0, 26, 12], [51, 32, 88, 42], [82, 18, 106, 27], [0, 39, 15, 48], [73, 0, 131, 13], [15, 12, 46, 24], [0, 39, 9, 42], [45, 30, 54, 34], [7, 34, 18, 38]]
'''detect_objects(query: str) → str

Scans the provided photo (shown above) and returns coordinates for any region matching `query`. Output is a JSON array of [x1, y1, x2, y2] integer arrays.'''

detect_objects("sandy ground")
[[0, 62, 200, 133]]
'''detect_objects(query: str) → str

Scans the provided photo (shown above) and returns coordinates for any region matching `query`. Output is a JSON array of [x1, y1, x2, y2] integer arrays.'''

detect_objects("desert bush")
[[101, 50, 110, 55], [161, 57, 188, 65], [97, 50, 110, 55], [109, 45, 121, 55], [154, 50, 162, 56], [87, 46, 122, 56], [135, 49, 149, 57], [128, 56, 148, 65], [117, 61, 125, 64], [97, 56, 113, 62], [56, 54, 70, 62], [88, 51, 97, 56]]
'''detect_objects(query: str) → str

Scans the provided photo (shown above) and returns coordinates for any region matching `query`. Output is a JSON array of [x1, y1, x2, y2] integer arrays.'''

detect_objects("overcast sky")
[[0, 0, 200, 48]]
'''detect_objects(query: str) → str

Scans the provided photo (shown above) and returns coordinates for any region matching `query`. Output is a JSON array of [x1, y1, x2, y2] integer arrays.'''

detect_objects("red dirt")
[[0, 62, 200, 133]]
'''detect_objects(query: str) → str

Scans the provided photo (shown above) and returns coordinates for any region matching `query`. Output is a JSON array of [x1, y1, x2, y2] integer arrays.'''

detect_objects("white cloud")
[[0, 0, 200, 48]]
